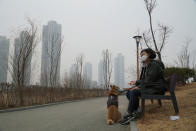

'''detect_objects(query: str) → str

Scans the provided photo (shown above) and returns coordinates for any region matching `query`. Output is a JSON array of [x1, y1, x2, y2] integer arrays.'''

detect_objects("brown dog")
[[106, 85, 122, 125]]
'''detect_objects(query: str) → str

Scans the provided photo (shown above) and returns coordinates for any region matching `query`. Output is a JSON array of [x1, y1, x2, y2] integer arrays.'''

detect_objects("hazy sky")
[[0, 0, 196, 84]]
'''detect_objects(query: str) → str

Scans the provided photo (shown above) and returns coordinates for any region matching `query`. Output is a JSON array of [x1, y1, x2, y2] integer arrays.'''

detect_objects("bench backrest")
[[167, 74, 177, 92]]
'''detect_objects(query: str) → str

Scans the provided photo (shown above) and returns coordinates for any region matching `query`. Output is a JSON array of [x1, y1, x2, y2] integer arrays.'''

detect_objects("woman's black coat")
[[136, 60, 167, 95]]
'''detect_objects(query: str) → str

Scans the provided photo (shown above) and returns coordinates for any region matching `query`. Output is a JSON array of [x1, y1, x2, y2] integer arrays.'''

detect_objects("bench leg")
[[171, 93, 179, 114], [141, 98, 145, 115], [158, 99, 162, 107]]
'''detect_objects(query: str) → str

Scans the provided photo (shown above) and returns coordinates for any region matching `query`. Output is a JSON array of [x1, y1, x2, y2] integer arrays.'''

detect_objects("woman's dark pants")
[[126, 89, 141, 114]]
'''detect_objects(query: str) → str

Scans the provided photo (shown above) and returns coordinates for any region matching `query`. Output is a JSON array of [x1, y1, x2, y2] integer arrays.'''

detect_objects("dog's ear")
[[116, 86, 120, 90], [107, 90, 113, 96], [110, 85, 114, 89], [113, 85, 120, 90]]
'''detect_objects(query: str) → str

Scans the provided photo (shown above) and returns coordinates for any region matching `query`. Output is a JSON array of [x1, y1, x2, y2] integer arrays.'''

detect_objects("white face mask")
[[141, 55, 148, 62]]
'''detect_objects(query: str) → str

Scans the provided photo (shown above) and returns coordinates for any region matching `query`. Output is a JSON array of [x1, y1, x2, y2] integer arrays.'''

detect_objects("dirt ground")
[[137, 83, 196, 131]]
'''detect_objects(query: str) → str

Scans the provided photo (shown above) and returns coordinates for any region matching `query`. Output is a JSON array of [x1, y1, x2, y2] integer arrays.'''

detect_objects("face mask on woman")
[[141, 55, 148, 62]]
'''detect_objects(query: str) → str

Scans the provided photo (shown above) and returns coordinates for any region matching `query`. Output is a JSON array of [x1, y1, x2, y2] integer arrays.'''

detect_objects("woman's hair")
[[141, 48, 156, 59]]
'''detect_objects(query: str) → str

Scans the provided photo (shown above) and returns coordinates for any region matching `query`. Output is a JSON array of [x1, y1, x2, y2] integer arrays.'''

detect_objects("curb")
[[0, 97, 107, 113], [130, 121, 138, 131]]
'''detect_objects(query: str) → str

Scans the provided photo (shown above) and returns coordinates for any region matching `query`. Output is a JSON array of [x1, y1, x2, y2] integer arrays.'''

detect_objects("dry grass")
[[0, 85, 107, 109], [137, 83, 196, 131]]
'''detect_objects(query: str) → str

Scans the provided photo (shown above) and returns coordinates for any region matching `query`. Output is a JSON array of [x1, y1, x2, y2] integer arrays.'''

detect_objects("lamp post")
[[133, 35, 142, 80]]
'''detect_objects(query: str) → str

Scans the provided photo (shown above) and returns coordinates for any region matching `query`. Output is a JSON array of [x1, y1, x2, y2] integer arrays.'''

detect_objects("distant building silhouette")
[[91, 80, 98, 88], [69, 64, 77, 77], [83, 62, 93, 88], [84, 62, 92, 81], [114, 54, 125, 89], [40, 21, 62, 87], [0, 36, 10, 83]]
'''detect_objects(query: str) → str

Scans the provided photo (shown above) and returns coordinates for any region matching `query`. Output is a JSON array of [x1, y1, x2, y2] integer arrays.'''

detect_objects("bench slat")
[[141, 95, 172, 100]]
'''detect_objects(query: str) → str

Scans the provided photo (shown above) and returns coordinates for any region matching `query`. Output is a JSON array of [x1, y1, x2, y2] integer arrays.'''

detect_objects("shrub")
[[164, 67, 195, 85]]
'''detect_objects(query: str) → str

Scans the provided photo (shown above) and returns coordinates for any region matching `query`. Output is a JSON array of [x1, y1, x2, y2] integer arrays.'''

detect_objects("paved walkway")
[[0, 96, 130, 131]]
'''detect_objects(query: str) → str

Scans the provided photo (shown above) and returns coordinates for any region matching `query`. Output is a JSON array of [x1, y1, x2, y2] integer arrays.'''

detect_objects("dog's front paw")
[[107, 119, 114, 125]]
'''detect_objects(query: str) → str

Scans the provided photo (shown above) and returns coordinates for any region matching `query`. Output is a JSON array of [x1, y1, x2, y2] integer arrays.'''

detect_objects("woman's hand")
[[131, 87, 139, 90], [125, 88, 131, 91], [125, 86, 139, 91], [129, 81, 136, 85]]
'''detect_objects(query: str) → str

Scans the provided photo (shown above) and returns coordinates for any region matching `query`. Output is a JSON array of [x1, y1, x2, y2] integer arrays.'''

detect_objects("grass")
[[137, 83, 196, 131]]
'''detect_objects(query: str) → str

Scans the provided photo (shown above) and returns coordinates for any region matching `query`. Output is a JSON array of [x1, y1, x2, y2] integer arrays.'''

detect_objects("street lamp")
[[133, 35, 142, 80]]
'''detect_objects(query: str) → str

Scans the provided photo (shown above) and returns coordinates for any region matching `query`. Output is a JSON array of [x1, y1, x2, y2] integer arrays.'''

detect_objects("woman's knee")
[[130, 89, 140, 99], [132, 89, 140, 95], [126, 91, 130, 99], [126, 90, 132, 100], [126, 90, 133, 100]]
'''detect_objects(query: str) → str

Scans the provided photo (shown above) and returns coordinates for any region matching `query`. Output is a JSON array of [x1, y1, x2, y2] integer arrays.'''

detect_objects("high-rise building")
[[114, 54, 125, 89], [13, 31, 32, 86], [41, 21, 62, 86], [0, 36, 10, 83], [98, 60, 104, 86], [83, 62, 92, 81]]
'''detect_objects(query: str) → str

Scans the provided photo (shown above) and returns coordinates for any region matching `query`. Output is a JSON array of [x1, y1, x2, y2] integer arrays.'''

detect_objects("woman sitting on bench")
[[120, 48, 167, 125]]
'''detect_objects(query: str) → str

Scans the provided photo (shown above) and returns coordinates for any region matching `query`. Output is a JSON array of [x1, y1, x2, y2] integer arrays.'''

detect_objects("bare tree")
[[0, 36, 10, 84], [69, 55, 85, 89], [8, 18, 39, 105], [142, 29, 152, 48], [68, 58, 92, 89], [143, 0, 172, 61], [75, 55, 84, 88], [63, 71, 69, 88], [41, 26, 63, 87], [102, 49, 112, 89], [176, 38, 191, 68], [83, 78, 91, 89], [192, 58, 196, 70]]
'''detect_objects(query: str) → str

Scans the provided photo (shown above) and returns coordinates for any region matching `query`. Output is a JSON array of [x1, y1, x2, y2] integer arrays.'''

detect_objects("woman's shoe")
[[119, 113, 132, 124], [120, 115, 136, 125], [120, 111, 143, 125]]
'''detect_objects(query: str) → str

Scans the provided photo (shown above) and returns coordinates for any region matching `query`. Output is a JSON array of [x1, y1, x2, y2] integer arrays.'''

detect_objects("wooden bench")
[[141, 74, 179, 115]]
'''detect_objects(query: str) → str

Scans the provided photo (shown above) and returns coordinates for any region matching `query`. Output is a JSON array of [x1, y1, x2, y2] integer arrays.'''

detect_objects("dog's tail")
[[107, 119, 114, 125]]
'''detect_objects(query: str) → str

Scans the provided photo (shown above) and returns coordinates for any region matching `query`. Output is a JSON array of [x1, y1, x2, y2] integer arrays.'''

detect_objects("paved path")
[[0, 96, 130, 131]]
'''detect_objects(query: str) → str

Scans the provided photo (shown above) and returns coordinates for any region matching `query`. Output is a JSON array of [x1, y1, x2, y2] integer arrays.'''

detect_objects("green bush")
[[164, 67, 195, 85]]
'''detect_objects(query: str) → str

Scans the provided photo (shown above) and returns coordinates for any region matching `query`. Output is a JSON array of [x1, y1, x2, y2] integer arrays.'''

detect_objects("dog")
[[106, 85, 122, 125]]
